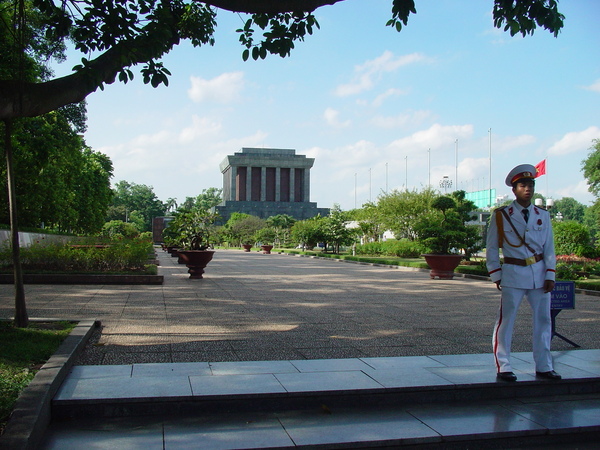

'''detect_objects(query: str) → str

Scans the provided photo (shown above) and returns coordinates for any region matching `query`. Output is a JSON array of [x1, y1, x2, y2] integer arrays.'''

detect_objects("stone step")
[[45, 355, 600, 448], [52, 372, 600, 420], [48, 378, 600, 448]]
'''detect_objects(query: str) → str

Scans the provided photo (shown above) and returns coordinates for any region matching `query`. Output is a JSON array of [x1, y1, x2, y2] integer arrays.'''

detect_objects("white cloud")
[[492, 134, 536, 153], [370, 110, 435, 129], [307, 141, 383, 205], [187, 72, 245, 103], [371, 88, 408, 107], [457, 157, 492, 185], [388, 123, 474, 152], [555, 179, 594, 205], [548, 126, 600, 156], [130, 130, 172, 149], [323, 107, 351, 128], [583, 79, 600, 93], [178, 116, 222, 144], [334, 51, 428, 97], [311, 140, 378, 168]]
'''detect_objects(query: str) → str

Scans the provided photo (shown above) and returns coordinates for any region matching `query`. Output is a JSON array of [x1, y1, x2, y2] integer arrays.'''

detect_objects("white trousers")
[[492, 286, 554, 373]]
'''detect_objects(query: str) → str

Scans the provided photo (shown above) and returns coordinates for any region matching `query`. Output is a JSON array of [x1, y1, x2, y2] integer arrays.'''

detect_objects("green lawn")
[[0, 321, 75, 434]]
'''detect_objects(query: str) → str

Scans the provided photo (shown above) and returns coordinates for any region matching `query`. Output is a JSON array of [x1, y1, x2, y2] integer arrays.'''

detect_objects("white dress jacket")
[[486, 200, 556, 290]]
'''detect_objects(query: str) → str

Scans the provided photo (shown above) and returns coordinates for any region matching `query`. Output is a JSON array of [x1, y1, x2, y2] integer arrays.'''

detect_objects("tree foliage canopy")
[[376, 187, 438, 240], [179, 187, 223, 211], [553, 197, 586, 223], [0, 111, 113, 233], [1, 0, 565, 120], [582, 139, 600, 197], [107, 180, 165, 232]]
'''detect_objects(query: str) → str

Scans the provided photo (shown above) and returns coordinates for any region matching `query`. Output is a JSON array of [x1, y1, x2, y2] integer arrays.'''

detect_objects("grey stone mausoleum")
[[215, 147, 329, 222]]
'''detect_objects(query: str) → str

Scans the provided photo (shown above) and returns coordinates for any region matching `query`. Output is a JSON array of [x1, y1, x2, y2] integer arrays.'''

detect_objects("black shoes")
[[497, 371, 517, 382], [497, 370, 562, 382], [536, 370, 562, 380]]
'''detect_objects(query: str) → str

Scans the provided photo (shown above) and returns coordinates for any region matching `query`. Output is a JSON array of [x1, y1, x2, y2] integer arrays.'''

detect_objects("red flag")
[[535, 159, 546, 177]]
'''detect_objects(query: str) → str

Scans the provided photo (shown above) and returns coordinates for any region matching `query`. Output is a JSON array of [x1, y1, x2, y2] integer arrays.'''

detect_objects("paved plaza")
[[1, 248, 597, 365], [2, 249, 600, 448]]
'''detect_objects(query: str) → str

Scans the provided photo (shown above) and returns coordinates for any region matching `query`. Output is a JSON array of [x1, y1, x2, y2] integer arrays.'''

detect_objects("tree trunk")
[[3, 119, 28, 327]]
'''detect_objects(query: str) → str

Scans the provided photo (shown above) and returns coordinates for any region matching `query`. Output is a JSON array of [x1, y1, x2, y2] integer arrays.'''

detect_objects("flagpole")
[[489, 128, 492, 209], [455, 139, 458, 190], [428, 148, 431, 188], [546, 156, 549, 200]]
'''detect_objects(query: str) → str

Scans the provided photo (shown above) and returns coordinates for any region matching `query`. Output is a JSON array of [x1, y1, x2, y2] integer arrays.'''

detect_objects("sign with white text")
[[551, 281, 575, 310]]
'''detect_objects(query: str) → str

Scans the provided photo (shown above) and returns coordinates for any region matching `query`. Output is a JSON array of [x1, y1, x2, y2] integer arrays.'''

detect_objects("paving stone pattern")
[[0, 249, 597, 365]]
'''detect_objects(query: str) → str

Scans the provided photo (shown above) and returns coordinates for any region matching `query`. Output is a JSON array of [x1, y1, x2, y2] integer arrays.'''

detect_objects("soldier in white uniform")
[[486, 164, 561, 382]]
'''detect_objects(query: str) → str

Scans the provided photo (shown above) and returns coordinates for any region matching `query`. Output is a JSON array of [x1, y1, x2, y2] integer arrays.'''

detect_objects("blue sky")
[[57, 0, 600, 211]]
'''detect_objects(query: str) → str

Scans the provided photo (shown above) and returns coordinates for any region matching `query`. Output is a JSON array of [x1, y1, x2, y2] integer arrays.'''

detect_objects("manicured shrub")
[[101, 220, 140, 239], [355, 239, 425, 258], [553, 221, 596, 257], [0, 235, 154, 273]]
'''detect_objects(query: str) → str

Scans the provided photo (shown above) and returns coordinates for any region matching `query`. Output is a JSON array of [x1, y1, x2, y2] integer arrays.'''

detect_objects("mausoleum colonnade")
[[220, 148, 313, 204]]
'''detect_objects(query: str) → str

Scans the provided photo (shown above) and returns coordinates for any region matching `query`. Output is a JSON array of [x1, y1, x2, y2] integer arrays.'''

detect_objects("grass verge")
[[276, 249, 600, 290], [0, 321, 76, 435]]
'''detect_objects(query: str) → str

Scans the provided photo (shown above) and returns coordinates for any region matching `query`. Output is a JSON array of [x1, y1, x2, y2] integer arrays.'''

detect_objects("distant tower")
[[216, 148, 329, 222]]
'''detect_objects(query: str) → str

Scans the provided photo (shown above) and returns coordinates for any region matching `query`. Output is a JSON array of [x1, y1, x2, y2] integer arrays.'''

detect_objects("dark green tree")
[[581, 139, 600, 245], [414, 191, 480, 257], [350, 202, 385, 243], [553, 197, 586, 223], [224, 213, 266, 246], [0, 0, 110, 326], [180, 188, 222, 211], [322, 204, 354, 254], [291, 215, 326, 250], [583, 203, 600, 246], [0, 113, 113, 232], [266, 214, 296, 246], [582, 139, 600, 196], [107, 181, 166, 232], [376, 187, 438, 241]]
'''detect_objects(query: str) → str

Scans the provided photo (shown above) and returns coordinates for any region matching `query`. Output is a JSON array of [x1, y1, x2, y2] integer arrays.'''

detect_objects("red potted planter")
[[422, 254, 463, 280], [177, 250, 215, 279], [260, 245, 273, 254]]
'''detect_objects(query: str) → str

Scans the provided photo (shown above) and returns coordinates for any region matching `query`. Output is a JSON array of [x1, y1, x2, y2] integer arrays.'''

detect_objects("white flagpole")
[[546, 156, 549, 200], [489, 128, 492, 208]]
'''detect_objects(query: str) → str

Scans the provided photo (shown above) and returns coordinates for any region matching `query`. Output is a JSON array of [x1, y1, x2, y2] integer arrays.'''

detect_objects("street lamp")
[[439, 176, 452, 194], [535, 198, 558, 219], [535, 198, 553, 209]]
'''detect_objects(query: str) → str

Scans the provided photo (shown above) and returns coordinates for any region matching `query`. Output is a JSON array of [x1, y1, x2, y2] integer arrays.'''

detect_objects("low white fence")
[[0, 230, 72, 247]]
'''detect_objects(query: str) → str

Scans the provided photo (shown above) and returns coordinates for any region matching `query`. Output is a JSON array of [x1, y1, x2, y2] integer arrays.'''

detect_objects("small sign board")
[[551, 281, 575, 310]]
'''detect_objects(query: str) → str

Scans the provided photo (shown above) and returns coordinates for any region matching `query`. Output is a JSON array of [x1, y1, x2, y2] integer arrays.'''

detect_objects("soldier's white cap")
[[505, 164, 536, 186]]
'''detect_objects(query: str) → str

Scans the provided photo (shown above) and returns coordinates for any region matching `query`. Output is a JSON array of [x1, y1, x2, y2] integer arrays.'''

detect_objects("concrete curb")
[[0, 319, 98, 450]]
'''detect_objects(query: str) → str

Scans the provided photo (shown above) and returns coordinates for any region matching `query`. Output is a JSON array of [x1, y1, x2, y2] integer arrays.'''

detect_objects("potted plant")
[[162, 224, 182, 256], [163, 209, 218, 279], [415, 192, 480, 279], [254, 227, 277, 254]]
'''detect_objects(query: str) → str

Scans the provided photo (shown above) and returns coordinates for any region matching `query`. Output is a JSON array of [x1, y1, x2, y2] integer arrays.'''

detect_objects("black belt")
[[503, 254, 543, 266]]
